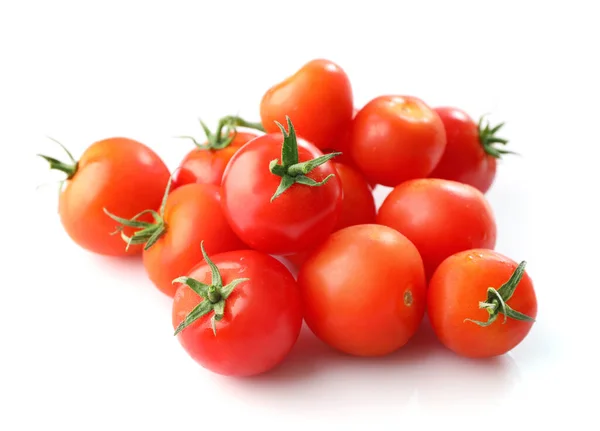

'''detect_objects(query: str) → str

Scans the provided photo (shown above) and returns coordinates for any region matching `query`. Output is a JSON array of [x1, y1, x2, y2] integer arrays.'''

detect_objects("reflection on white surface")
[[217, 317, 521, 414]]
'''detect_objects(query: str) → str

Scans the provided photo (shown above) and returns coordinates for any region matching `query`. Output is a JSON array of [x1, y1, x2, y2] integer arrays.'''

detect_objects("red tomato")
[[428, 249, 537, 358], [221, 118, 343, 255], [171, 116, 263, 188], [429, 107, 512, 193], [172, 131, 259, 188], [285, 162, 376, 269], [349, 95, 446, 187], [260, 59, 354, 151], [377, 178, 496, 280], [298, 224, 426, 357], [38, 137, 170, 256], [172, 247, 303, 377], [105, 181, 246, 297]]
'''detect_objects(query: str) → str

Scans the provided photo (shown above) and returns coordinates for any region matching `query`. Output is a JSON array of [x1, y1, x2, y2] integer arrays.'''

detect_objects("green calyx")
[[103, 175, 174, 251], [176, 115, 265, 151], [478, 116, 515, 158], [269, 116, 341, 202], [464, 261, 536, 327], [173, 241, 249, 336], [37, 137, 79, 180]]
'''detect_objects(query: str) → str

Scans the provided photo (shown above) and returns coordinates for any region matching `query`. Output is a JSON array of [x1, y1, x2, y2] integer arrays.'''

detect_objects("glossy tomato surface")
[[298, 224, 426, 357], [349, 95, 446, 187], [220, 133, 342, 255], [260, 59, 353, 150], [427, 249, 538, 358], [429, 107, 498, 193], [172, 250, 303, 377], [59, 137, 170, 256], [143, 183, 245, 297], [171, 131, 258, 188], [377, 178, 497, 280], [284, 162, 376, 270]]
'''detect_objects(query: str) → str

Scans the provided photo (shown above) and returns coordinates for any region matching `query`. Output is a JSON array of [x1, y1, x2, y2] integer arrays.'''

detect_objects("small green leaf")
[[496, 261, 527, 302], [270, 175, 295, 202], [221, 278, 250, 300], [174, 300, 213, 336], [295, 174, 334, 187], [275, 117, 299, 167], [502, 304, 536, 323], [200, 242, 222, 287], [172, 276, 210, 298], [464, 312, 499, 327], [288, 152, 341, 176], [269, 159, 287, 177]]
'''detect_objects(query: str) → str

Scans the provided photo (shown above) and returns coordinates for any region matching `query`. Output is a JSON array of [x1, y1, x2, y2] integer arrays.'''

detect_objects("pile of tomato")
[[40, 58, 538, 377]]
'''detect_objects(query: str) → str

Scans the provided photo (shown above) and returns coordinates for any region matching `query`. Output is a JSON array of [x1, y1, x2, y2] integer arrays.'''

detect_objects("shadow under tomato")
[[216, 317, 442, 413]]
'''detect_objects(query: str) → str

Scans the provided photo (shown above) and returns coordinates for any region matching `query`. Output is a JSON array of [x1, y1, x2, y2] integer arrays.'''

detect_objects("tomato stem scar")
[[464, 261, 536, 327], [269, 116, 341, 201], [172, 241, 249, 336]]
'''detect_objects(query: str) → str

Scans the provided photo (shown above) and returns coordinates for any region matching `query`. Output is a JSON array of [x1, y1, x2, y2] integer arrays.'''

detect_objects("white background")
[[2, 0, 599, 429]]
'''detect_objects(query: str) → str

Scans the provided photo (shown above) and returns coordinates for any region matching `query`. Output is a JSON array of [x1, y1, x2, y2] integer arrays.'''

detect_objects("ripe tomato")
[[172, 246, 303, 377], [38, 137, 170, 256], [349, 95, 446, 187], [285, 162, 376, 269], [260, 59, 353, 151], [298, 224, 426, 357], [427, 249, 537, 358], [105, 181, 245, 297], [171, 116, 263, 188], [221, 118, 343, 255], [429, 107, 512, 194], [377, 178, 496, 280]]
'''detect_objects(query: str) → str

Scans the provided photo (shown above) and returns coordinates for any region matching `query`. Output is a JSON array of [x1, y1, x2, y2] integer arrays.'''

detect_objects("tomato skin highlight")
[[427, 249, 538, 358], [349, 95, 446, 187], [142, 183, 246, 297], [377, 178, 496, 280], [260, 58, 354, 151], [429, 107, 497, 193], [172, 250, 303, 377], [58, 137, 170, 256], [298, 224, 426, 357], [220, 133, 343, 256], [171, 132, 258, 188]]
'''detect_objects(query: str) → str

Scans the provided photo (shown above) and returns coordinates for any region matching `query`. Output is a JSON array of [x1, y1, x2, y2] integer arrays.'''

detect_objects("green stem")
[[103, 174, 174, 251], [269, 116, 341, 202], [478, 115, 517, 158], [172, 241, 249, 336], [175, 114, 264, 151], [221, 115, 265, 132], [464, 261, 536, 327], [37, 137, 79, 179]]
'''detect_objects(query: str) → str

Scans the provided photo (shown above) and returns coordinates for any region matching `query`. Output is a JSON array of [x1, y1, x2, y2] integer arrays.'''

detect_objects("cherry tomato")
[[427, 249, 537, 358], [38, 137, 170, 256], [105, 181, 246, 297], [221, 118, 342, 255], [171, 116, 263, 188], [285, 162, 376, 269], [349, 95, 446, 187], [429, 107, 512, 194], [172, 132, 259, 188], [377, 178, 496, 280], [172, 246, 303, 377], [260, 59, 353, 151], [298, 224, 426, 357]]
